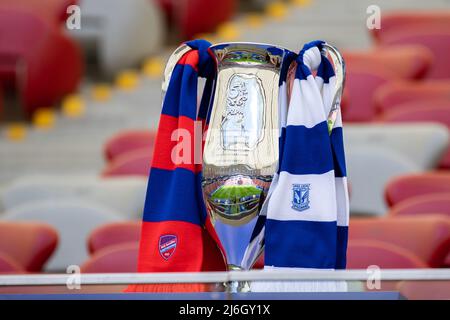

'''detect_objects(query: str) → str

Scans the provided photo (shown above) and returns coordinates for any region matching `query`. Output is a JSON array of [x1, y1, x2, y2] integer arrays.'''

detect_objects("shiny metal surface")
[[202, 43, 294, 273], [162, 44, 191, 96], [221, 73, 265, 151], [1, 269, 448, 286], [322, 43, 346, 132]]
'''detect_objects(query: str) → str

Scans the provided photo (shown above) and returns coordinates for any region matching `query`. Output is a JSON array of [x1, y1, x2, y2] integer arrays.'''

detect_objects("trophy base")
[[224, 265, 251, 293]]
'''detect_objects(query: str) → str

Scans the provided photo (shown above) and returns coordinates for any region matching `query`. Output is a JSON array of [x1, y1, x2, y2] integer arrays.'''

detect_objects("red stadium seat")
[[347, 239, 426, 291], [371, 11, 450, 44], [81, 243, 139, 273], [0, 252, 25, 274], [380, 29, 450, 79], [101, 148, 153, 177], [88, 221, 141, 254], [104, 130, 156, 162], [0, 86, 3, 119], [0, 8, 83, 117], [175, 0, 237, 39], [0, 222, 58, 272], [385, 172, 450, 207], [378, 99, 450, 117], [349, 216, 450, 267], [0, 0, 77, 26], [342, 65, 394, 122], [444, 255, 450, 268], [343, 45, 433, 80], [347, 240, 427, 269], [374, 81, 450, 114], [380, 102, 450, 124], [398, 281, 450, 300], [155, 0, 174, 24], [389, 193, 450, 218], [381, 104, 450, 168]]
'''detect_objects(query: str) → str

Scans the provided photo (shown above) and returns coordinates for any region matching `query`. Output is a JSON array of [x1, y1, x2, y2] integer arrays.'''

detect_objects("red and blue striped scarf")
[[126, 40, 226, 293]]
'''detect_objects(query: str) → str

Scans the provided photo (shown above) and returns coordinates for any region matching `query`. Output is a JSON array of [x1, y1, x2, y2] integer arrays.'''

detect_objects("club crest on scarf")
[[292, 184, 311, 212], [158, 235, 177, 260]]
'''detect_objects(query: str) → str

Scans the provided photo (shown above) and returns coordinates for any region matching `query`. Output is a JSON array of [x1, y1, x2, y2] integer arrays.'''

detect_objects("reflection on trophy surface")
[[201, 43, 292, 291], [221, 73, 264, 150]]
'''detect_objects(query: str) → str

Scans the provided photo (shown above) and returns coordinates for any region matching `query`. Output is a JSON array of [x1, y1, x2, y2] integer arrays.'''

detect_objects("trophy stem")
[[225, 265, 251, 293]]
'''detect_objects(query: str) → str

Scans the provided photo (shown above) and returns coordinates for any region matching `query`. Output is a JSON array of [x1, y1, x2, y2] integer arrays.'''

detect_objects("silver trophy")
[[163, 42, 345, 292]]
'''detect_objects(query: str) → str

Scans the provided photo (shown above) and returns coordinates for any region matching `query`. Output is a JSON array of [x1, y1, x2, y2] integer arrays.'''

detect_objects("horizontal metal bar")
[[230, 269, 450, 281], [0, 272, 227, 286], [0, 269, 449, 286]]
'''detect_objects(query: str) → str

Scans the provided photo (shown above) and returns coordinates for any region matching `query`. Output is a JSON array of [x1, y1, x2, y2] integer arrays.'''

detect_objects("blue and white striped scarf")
[[251, 41, 349, 292]]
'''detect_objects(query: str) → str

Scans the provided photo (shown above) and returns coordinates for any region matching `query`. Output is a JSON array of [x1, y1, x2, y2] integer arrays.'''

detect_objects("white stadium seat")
[[0, 175, 147, 219], [68, 0, 165, 76], [346, 146, 421, 216], [342, 123, 448, 216], [344, 123, 449, 170]]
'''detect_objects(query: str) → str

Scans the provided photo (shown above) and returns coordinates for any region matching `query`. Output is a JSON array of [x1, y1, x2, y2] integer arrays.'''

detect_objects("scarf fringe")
[[250, 281, 348, 292], [124, 283, 213, 293]]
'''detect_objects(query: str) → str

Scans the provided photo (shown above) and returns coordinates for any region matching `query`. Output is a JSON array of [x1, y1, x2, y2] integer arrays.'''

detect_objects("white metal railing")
[[1, 269, 450, 286]]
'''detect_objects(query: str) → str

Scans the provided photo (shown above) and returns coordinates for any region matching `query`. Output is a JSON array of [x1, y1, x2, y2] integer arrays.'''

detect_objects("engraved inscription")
[[221, 74, 265, 151]]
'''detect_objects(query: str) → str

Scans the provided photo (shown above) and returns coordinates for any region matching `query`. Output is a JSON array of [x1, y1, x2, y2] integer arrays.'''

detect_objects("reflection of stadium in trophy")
[[202, 174, 272, 226]]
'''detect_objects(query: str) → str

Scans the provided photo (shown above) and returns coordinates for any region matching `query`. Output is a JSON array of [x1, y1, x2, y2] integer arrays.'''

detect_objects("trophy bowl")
[[201, 43, 296, 291]]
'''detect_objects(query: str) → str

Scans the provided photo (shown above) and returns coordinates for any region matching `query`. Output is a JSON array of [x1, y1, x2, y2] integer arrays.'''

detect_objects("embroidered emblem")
[[158, 235, 177, 260], [292, 184, 310, 212]]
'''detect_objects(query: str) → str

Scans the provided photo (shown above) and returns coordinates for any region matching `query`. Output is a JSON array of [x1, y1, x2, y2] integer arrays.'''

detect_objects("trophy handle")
[[161, 43, 193, 97], [322, 43, 346, 132]]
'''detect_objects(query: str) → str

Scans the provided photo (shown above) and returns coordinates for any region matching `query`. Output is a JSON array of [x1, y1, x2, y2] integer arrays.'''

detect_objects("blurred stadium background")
[[0, 0, 450, 299]]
